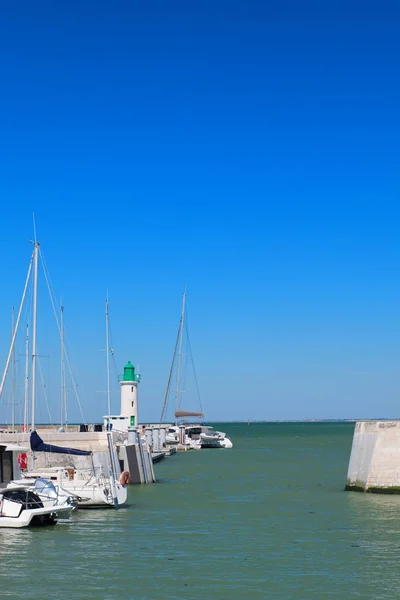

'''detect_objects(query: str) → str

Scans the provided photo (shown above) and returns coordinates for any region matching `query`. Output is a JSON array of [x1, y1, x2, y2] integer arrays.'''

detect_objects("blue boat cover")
[[30, 431, 92, 456]]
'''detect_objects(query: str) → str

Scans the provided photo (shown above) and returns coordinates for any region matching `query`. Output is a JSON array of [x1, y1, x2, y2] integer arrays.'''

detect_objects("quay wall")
[[0, 430, 122, 452], [346, 421, 400, 493], [0, 430, 122, 473], [0, 428, 156, 483]]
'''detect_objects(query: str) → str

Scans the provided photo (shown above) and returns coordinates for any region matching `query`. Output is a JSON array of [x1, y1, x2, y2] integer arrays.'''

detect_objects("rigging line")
[[185, 315, 204, 416], [107, 308, 119, 390], [40, 248, 71, 366], [11, 306, 15, 432], [60, 303, 67, 429], [37, 356, 54, 427], [174, 293, 186, 424], [22, 324, 30, 431], [0, 250, 34, 399], [32, 213, 37, 244], [160, 324, 181, 424], [17, 400, 24, 437], [187, 337, 203, 415], [181, 348, 189, 410], [63, 325, 83, 404], [39, 248, 86, 425], [39, 249, 60, 311], [41, 251, 86, 425], [111, 351, 119, 385], [180, 307, 190, 405], [176, 326, 189, 412]]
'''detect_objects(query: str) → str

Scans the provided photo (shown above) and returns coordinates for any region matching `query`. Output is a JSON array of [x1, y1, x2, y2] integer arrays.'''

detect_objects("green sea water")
[[2, 422, 400, 599]]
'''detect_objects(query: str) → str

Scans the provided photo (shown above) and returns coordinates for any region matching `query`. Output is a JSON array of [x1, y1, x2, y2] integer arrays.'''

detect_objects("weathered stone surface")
[[346, 421, 400, 493]]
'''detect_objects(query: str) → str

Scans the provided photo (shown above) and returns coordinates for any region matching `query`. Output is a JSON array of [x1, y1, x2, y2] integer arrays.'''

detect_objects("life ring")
[[119, 471, 130, 486], [17, 452, 28, 470]]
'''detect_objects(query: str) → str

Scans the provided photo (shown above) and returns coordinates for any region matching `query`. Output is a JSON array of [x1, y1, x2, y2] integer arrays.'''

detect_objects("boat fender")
[[119, 471, 130, 486]]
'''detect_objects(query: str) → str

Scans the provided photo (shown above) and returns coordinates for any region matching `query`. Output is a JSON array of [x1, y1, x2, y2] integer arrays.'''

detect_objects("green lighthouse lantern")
[[123, 361, 135, 381]]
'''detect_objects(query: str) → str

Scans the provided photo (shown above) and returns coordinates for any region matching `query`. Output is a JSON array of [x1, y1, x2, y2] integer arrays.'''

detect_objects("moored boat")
[[0, 486, 73, 528], [166, 422, 233, 449], [160, 291, 233, 450], [185, 424, 233, 449], [15, 465, 127, 508], [18, 431, 128, 509], [0, 443, 74, 527]]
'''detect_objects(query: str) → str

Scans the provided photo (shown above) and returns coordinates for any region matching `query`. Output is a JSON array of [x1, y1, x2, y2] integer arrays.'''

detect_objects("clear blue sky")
[[0, 1, 400, 423]]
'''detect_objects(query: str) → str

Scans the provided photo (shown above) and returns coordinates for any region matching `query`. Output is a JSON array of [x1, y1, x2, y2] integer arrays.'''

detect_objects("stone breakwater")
[[346, 420, 400, 493]]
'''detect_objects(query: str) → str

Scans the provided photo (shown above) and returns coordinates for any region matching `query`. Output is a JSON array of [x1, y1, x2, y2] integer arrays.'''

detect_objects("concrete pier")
[[0, 420, 178, 485], [0, 427, 156, 484], [346, 420, 400, 493]]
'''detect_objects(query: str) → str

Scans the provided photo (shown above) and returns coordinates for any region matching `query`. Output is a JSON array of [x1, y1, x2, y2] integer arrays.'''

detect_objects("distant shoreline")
[[3, 418, 396, 428]]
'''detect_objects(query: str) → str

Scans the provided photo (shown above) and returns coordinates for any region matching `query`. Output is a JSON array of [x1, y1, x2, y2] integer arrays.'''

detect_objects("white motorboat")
[[166, 423, 233, 449], [0, 486, 73, 528], [164, 424, 201, 449], [200, 431, 233, 449], [8, 476, 77, 508], [165, 427, 179, 444], [0, 443, 75, 525], [185, 425, 233, 449]]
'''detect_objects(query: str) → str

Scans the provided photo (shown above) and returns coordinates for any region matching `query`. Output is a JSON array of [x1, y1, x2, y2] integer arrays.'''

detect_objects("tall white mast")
[[174, 290, 186, 425], [106, 294, 111, 417], [61, 304, 67, 430], [11, 306, 15, 432], [24, 325, 29, 431], [31, 241, 39, 431]]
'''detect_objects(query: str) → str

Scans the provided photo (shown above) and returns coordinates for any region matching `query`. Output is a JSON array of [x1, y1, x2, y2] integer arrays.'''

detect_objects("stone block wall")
[[346, 421, 400, 493]]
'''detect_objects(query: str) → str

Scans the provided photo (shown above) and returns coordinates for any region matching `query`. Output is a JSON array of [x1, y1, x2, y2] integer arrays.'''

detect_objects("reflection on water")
[[1, 423, 399, 599]]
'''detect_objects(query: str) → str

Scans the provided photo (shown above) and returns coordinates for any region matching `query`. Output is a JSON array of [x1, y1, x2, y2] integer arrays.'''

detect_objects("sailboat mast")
[[11, 306, 15, 432], [175, 290, 186, 425], [61, 304, 67, 430], [106, 295, 111, 417], [24, 325, 29, 431], [31, 241, 39, 431]]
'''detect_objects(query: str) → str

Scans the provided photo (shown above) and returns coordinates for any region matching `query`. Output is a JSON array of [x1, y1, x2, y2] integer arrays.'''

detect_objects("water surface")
[[2, 422, 399, 599]]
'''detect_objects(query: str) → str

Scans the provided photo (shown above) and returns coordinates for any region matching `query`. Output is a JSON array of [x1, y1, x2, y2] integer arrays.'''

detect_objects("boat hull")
[[0, 505, 72, 528], [200, 437, 233, 449], [13, 478, 128, 509], [71, 482, 127, 508], [199, 431, 233, 448]]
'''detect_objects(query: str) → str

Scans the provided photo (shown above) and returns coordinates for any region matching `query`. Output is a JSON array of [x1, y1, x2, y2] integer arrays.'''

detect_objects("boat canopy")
[[0, 444, 28, 453], [30, 431, 92, 456], [174, 411, 204, 419]]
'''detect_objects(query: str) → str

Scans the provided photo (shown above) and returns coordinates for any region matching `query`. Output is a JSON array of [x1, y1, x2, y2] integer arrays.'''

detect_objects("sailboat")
[[14, 431, 127, 508], [0, 240, 127, 508], [161, 291, 233, 449]]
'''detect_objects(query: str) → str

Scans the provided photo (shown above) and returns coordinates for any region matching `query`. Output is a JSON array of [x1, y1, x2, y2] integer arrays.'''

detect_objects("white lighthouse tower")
[[120, 361, 140, 427], [103, 360, 141, 432]]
